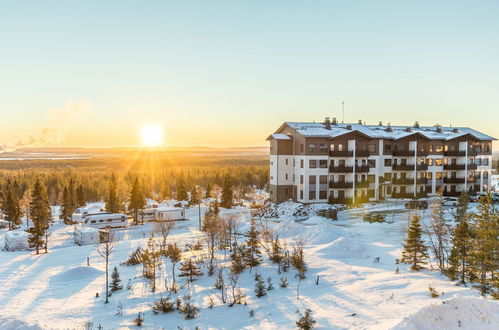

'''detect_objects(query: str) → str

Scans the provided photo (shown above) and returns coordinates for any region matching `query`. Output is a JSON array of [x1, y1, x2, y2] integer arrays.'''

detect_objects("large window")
[[319, 160, 328, 168], [308, 144, 317, 153], [319, 144, 328, 153], [309, 190, 316, 200], [309, 160, 317, 168], [436, 159, 443, 166], [309, 176, 316, 184], [384, 159, 392, 166], [300, 159, 304, 168]]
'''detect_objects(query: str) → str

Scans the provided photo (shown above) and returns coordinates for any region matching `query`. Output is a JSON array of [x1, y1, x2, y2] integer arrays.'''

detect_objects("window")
[[338, 144, 343, 151], [309, 160, 317, 168], [285, 174, 288, 180], [483, 158, 489, 166], [436, 145, 443, 152], [319, 191, 327, 199], [309, 176, 316, 184], [270, 161, 273, 165], [368, 159, 376, 168], [319, 144, 328, 153], [91, 220, 96, 224], [384, 159, 392, 166], [384, 144, 392, 152], [285, 158, 288, 165], [368, 144, 376, 153], [99, 219, 104, 223], [300, 175, 304, 184], [270, 176, 273, 180], [476, 158, 482, 166], [436, 159, 443, 166], [308, 144, 317, 153], [384, 173, 392, 181], [319, 160, 328, 168], [426, 172, 433, 179], [330, 144, 335, 151], [309, 190, 316, 200], [429, 144, 434, 152], [436, 172, 443, 179], [427, 158, 433, 166], [319, 175, 327, 184], [300, 160, 304, 168], [108, 219, 113, 222], [300, 190, 303, 199]]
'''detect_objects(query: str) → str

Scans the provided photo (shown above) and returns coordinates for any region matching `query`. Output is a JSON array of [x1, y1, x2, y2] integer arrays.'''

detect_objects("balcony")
[[329, 165, 370, 173], [392, 177, 427, 185], [329, 150, 371, 157], [443, 177, 465, 184], [468, 149, 478, 156], [444, 150, 466, 157], [442, 191, 461, 197], [392, 164, 428, 171], [467, 164, 478, 170], [393, 150, 428, 157], [443, 164, 465, 171], [467, 175, 480, 183], [329, 180, 370, 189], [355, 165, 370, 173], [391, 191, 428, 199]]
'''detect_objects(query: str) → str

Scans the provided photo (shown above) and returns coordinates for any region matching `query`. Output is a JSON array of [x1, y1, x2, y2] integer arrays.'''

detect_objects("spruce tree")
[[244, 218, 262, 268], [59, 186, 73, 224], [166, 243, 182, 291], [176, 181, 188, 201], [3, 180, 21, 230], [221, 175, 233, 209], [129, 178, 145, 224], [254, 274, 267, 297], [26, 180, 51, 254], [110, 266, 123, 292], [205, 182, 212, 198], [178, 258, 203, 286], [296, 308, 316, 330], [449, 215, 473, 284], [105, 174, 120, 213], [469, 193, 498, 296], [401, 215, 429, 271], [76, 185, 86, 208], [190, 185, 201, 205]]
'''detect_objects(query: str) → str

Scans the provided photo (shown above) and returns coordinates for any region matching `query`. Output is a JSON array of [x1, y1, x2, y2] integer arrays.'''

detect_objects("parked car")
[[405, 200, 429, 210], [442, 197, 458, 207]]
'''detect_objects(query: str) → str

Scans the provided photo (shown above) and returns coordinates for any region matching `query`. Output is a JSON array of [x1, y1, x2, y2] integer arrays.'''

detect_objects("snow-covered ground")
[[0, 201, 497, 329]]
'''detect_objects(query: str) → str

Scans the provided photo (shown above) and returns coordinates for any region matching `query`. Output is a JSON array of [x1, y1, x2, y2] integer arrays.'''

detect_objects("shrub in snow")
[[279, 277, 289, 288], [181, 295, 199, 319], [296, 308, 316, 330], [249, 309, 255, 317], [428, 285, 440, 298], [254, 275, 267, 298], [133, 312, 144, 327], [124, 247, 143, 266], [267, 277, 274, 290], [110, 267, 122, 292], [152, 296, 175, 314], [291, 241, 307, 279]]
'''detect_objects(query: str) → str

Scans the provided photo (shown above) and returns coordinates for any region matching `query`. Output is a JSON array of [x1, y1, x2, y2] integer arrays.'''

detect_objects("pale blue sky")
[[1, 1, 498, 147]]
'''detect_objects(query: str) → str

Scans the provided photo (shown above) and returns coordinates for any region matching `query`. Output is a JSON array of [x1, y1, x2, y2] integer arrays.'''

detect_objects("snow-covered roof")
[[267, 133, 292, 140], [75, 227, 100, 234], [282, 122, 496, 141], [6, 230, 29, 238], [156, 207, 184, 212]]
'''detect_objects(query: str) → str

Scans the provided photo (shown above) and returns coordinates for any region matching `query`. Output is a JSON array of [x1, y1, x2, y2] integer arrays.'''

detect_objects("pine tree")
[[190, 185, 201, 205], [3, 180, 21, 230], [291, 241, 307, 279], [254, 274, 267, 297], [76, 185, 86, 208], [469, 193, 498, 296], [129, 178, 145, 225], [178, 258, 203, 286], [105, 174, 120, 213], [448, 211, 473, 284], [205, 182, 212, 198], [143, 235, 160, 291], [59, 186, 73, 224], [26, 180, 51, 254], [176, 181, 188, 201], [270, 235, 283, 264], [110, 266, 123, 292], [296, 308, 316, 330], [166, 242, 182, 291], [401, 215, 429, 271], [221, 175, 234, 209], [244, 218, 262, 268], [230, 245, 246, 274], [68, 178, 76, 213]]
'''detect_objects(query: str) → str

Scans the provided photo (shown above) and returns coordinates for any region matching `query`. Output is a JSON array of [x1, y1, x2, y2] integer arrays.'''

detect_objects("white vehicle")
[[72, 205, 105, 223], [73, 227, 101, 246], [4, 230, 30, 251], [83, 213, 129, 229], [442, 197, 458, 207], [137, 207, 186, 222]]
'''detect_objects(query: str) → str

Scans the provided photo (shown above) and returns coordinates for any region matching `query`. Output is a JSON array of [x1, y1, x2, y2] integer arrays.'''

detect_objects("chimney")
[[405, 127, 412, 132], [386, 123, 393, 132], [358, 119, 362, 125], [346, 125, 352, 130], [324, 117, 331, 130], [435, 124, 442, 133], [332, 117, 337, 125], [379, 121, 383, 126], [452, 128, 459, 133], [414, 121, 420, 128]]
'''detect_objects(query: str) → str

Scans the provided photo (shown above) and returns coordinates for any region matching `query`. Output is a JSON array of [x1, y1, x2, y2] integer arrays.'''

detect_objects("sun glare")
[[140, 124, 164, 147]]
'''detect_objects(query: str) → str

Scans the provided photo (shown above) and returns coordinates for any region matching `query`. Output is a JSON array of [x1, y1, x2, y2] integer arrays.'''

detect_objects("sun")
[[140, 124, 164, 147]]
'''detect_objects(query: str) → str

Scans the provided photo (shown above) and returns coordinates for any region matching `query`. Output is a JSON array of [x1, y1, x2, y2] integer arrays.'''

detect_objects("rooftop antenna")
[[342, 101, 345, 123]]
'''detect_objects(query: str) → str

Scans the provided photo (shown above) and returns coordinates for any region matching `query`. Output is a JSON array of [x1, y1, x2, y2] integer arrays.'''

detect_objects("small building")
[[4, 230, 30, 251], [74, 227, 101, 246]]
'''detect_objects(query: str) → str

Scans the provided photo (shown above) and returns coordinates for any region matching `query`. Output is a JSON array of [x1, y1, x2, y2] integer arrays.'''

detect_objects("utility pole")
[[198, 203, 201, 230], [342, 101, 345, 123]]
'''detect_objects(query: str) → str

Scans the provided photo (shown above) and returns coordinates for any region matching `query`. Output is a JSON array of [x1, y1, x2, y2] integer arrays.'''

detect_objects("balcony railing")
[[443, 177, 466, 184], [329, 165, 370, 173], [329, 180, 370, 189], [444, 150, 466, 157], [393, 150, 428, 157], [329, 150, 371, 157], [328, 197, 353, 205], [467, 164, 478, 170], [392, 164, 428, 171], [443, 164, 465, 171], [392, 178, 427, 185]]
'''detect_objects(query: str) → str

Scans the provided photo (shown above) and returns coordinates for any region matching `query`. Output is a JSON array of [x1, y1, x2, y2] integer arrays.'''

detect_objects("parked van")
[[83, 213, 129, 229]]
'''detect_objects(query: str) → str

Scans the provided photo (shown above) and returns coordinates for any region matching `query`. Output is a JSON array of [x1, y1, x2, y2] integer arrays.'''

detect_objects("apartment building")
[[268, 119, 495, 204]]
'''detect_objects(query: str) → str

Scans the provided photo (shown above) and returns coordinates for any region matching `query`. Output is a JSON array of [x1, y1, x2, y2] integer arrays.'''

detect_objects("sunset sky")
[[1, 1, 499, 149]]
